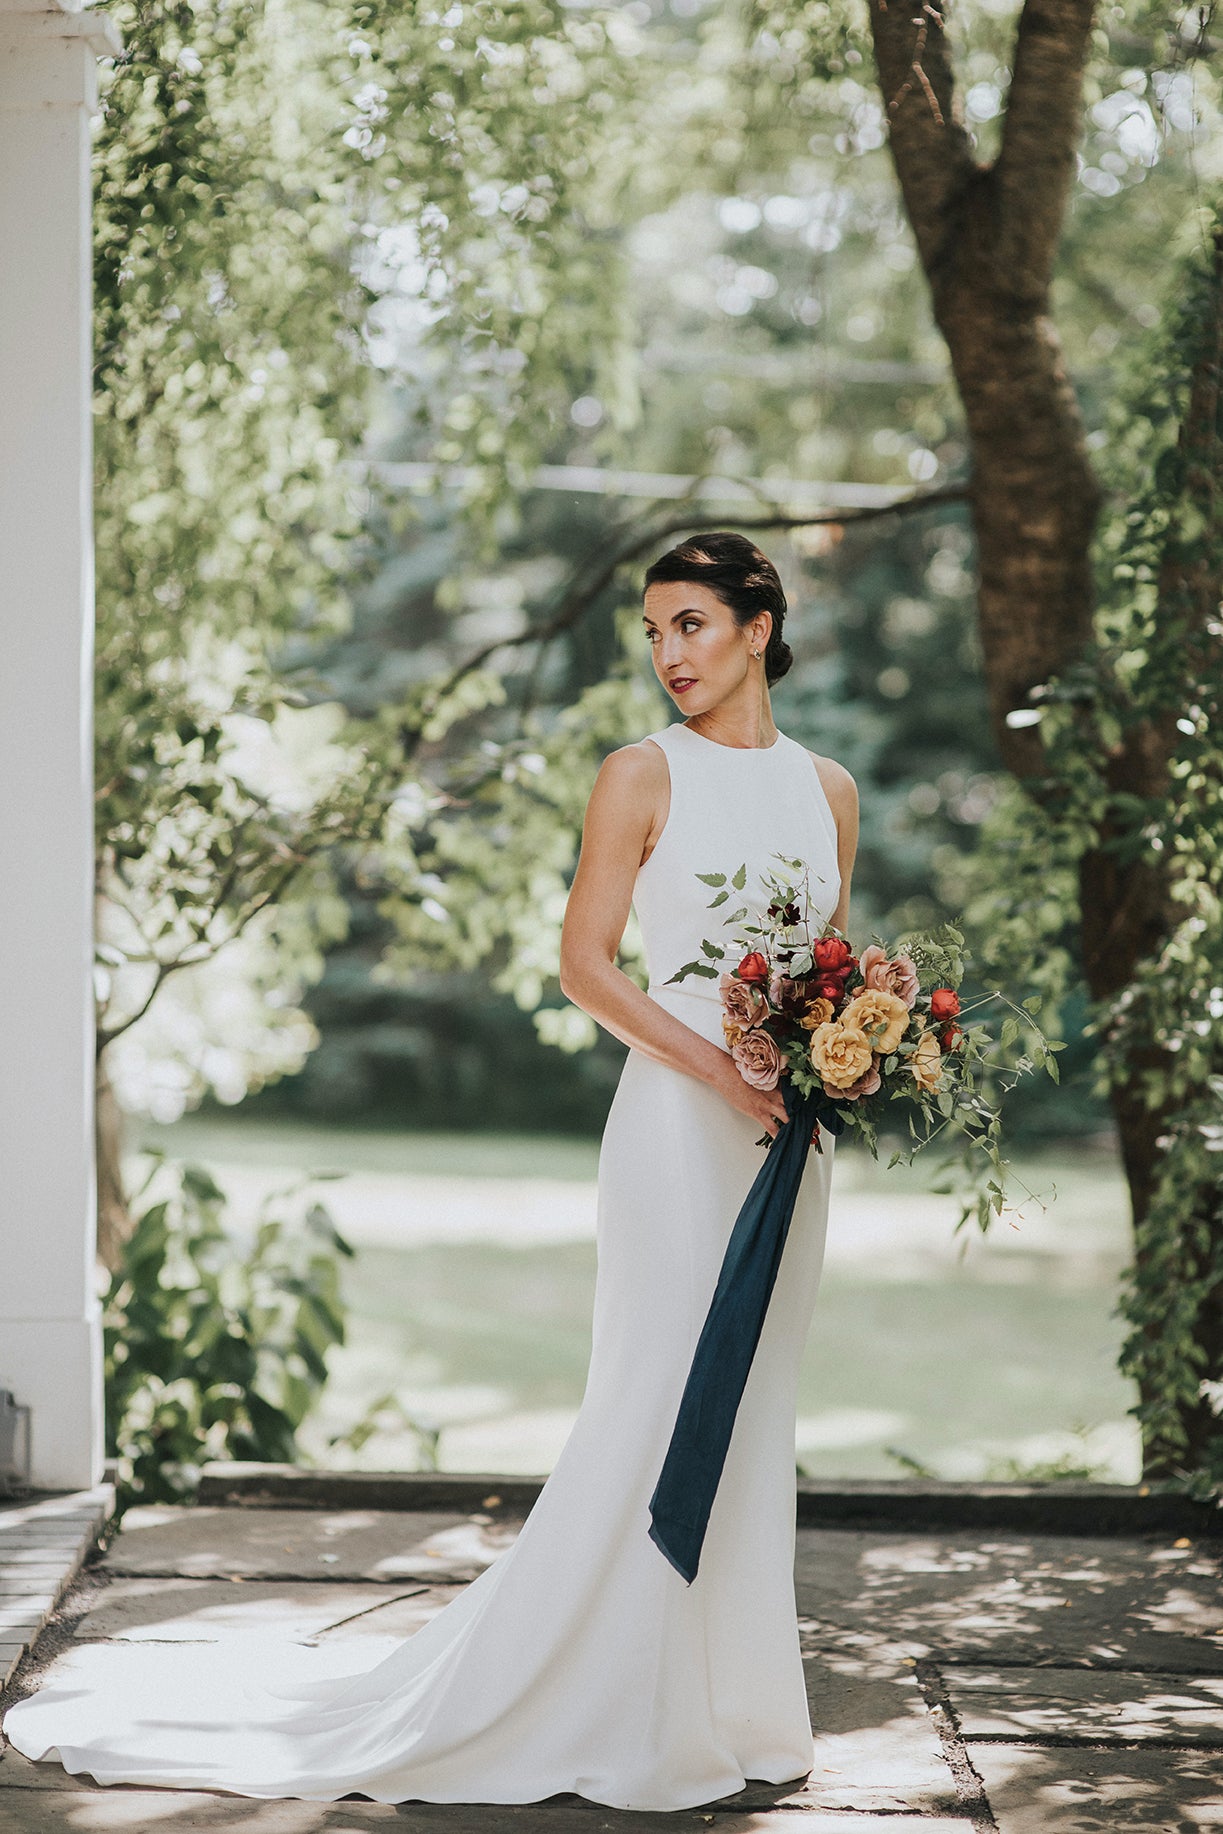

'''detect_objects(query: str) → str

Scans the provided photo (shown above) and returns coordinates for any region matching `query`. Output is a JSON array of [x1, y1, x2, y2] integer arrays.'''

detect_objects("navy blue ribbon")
[[648, 1078, 844, 1584]]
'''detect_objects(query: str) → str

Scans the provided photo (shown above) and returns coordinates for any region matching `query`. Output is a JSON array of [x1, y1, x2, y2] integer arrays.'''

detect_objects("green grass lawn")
[[140, 1116, 1140, 1483]]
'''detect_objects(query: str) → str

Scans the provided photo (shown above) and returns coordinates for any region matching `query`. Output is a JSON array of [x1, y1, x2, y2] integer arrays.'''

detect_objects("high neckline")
[[675, 722, 783, 754]]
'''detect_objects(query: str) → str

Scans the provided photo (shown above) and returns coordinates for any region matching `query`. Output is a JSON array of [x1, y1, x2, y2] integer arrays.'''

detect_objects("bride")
[[2, 529, 858, 1811]]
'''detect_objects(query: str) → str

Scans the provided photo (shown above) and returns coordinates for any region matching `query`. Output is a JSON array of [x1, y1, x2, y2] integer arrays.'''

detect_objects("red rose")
[[813, 937, 854, 973], [814, 976, 844, 1002], [737, 951, 769, 984], [940, 1023, 962, 1052], [929, 987, 961, 1020]]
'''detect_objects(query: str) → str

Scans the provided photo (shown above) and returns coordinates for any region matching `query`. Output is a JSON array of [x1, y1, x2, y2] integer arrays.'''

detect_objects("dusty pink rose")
[[767, 969, 809, 1014], [720, 972, 769, 1029], [824, 1060, 882, 1102], [732, 1028, 783, 1091], [859, 944, 919, 1010]]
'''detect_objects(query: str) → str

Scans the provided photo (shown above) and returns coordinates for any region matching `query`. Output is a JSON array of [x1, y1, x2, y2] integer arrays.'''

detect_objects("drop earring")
[[752, 647, 761, 660]]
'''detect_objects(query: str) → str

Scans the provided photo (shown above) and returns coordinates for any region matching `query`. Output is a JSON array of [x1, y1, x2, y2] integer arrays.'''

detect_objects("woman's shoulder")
[[593, 735, 671, 797], [802, 745, 858, 819], [601, 733, 671, 777]]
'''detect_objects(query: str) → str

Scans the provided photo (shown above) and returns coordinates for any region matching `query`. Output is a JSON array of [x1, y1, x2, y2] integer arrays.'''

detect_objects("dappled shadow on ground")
[[3, 1518, 1222, 1830]]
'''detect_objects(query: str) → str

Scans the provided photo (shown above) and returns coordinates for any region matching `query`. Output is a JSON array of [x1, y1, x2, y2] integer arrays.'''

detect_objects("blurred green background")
[[133, 1117, 1138, 1482], [94, 0, 1219, 1495]]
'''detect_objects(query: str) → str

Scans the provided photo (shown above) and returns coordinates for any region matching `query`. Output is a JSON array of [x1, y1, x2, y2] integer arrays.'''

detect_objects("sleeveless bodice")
[[633, 722, 841, 1047]]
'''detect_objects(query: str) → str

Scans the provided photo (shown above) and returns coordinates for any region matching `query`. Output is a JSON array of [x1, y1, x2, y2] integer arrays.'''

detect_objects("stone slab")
[[0, 1604, 50, 1628], [800, 1642, 958, 1812], [0, 1531, 103, 1549], [0, 1548, 92, 1569], [0, 1571, 71, 1589], [795, 1528, 1223, 1668], [0, 1768, 985, 1832], [946, 1663, 1223, 1744], [972, 1744, 1223, 1832], [101, 1507, 517, 1585], [66, 1577, 456, 1645]]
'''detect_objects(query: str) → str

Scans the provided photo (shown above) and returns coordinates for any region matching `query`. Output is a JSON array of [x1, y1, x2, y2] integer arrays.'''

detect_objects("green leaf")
[[696, 871, 727, 887], [700, 940, 725, 959], [708, 889, 729, 908], [731, 863, 747, 890]]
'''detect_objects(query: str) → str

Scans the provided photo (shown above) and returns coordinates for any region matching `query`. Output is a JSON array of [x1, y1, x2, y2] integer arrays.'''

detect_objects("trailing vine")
[[965, 211, 1223, 1491]]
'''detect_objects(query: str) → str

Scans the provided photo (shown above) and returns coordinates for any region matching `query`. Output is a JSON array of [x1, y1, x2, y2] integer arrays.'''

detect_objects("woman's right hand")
[[713, 1056, 791, 1140]]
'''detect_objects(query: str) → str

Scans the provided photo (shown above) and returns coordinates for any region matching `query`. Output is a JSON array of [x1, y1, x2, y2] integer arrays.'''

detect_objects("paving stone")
[[797, 1643, 959, 1813], [971, 1744, 1223, 1832], [946, 1663, 1223, 1744], [0, 1762, 981, 1829], [0, 1604, 47, 1628], [101, 1507, 518, 1585], [0, 1534, 96, 1552], [0, 1492, 111, 1517], [0, 1571, 69, 1590], [795, 1528, 1223, 1669], [66, 1577, 458, 1645], [0, 1548, 90, 1570], [0, 1620, 42, 1657]]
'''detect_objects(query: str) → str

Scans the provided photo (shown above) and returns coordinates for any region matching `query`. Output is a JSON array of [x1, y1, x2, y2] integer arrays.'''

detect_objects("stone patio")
[[1, 1491, 1221, 1831]]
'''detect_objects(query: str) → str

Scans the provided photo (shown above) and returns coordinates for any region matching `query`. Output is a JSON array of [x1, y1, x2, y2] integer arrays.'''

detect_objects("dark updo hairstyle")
[[642, 530, 794, 686]]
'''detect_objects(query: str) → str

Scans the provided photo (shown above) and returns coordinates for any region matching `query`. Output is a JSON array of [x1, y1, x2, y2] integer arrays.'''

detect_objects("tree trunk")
[[868, 0, 1101, 779], [96, 1057, 132, 1276], [867, 0, 1223, 1475]]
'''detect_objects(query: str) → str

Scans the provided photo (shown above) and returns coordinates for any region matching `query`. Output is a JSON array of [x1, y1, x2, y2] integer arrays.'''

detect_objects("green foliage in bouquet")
[[103, 1157, 353, 1512], [670, 855, 1063, 1231]]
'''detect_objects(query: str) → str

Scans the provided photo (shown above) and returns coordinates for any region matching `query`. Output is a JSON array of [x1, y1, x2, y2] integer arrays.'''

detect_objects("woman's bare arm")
[[559, 743, 791, 1137], [811, 754, 859, 934]]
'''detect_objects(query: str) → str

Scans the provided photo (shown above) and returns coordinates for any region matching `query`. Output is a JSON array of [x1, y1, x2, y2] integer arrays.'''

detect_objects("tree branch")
[[867, 0, 977, 280], [992, 0, 1097, 295], [405, 481, 969, 753], [95, 852, 313, 1056]]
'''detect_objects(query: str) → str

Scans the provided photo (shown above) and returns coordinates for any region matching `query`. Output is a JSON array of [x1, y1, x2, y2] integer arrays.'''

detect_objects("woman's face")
[[642, 581, 769, 716]]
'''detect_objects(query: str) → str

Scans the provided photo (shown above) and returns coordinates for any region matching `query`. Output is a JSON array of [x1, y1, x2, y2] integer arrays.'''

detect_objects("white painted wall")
[[0, 0, 121, 1490]]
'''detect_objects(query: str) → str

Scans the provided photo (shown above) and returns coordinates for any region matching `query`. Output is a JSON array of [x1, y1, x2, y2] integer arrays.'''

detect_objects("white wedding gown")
[[3, 720, 842, 1811]]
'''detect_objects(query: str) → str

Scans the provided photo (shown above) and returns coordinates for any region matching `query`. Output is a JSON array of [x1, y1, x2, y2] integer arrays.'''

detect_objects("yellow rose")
[[797, 996, 835, 1031], [910, 1028, 943, 1092], [722, 1017, 745, 1048], [841, 988, 910, 1056], [808, 1021, 874, 1090]]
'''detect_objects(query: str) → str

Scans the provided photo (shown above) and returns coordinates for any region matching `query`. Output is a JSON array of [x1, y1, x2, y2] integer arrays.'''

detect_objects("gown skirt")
[[2, 720, 842, 1811]]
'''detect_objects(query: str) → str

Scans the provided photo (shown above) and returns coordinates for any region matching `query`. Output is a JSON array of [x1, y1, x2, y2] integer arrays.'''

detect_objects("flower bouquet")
[[668, 854, 1060, 1207]]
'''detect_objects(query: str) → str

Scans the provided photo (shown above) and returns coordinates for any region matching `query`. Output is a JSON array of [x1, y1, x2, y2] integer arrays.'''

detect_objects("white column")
[[0, 0, 120, 1491]]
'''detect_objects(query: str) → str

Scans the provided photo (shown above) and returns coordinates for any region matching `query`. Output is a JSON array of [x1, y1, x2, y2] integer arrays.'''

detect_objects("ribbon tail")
[[648, 1082, 819, 1584]]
